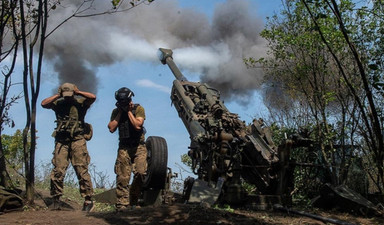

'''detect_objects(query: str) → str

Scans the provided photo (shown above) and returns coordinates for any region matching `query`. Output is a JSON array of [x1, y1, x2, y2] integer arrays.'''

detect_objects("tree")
[[0, 0, 23, 188], [250, 0, 359, 188], [251, 0, 384, 194], [302, 0, 384, 193], [344, 0, 384, 193]]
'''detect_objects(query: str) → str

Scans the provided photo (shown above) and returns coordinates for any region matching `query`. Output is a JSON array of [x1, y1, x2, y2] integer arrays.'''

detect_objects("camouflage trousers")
[[115, 143, 147, 207], [50, 137, 93, 199]]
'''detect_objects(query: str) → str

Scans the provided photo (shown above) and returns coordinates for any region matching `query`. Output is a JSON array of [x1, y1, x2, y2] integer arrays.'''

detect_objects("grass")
[[33, 182, 116, 212], [63, 187, 116, 212]]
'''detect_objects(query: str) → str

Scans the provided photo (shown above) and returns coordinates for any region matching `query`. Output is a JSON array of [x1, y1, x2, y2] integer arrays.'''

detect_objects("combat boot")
[[52, 196, 61, 210], [130, 194, 139, 207], [131, 205, 141, 210], [115, 205, 129, 213], [82, 199, 95, 212]]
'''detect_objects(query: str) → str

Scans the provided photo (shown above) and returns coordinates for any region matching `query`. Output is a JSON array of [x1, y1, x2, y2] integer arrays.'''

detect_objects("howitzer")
[[158, 48, 294, 205]]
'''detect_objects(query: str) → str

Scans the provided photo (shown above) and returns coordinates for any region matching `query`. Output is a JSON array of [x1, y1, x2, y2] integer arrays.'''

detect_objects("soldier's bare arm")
[[127, 102, 144, 130], [41, 94, 60, 109], [74, 87, 96, 105], [108, 110, 122, 133]]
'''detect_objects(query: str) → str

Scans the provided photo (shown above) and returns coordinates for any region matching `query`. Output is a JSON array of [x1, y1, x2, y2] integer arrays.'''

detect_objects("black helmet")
[[115, 87, 134, 102]]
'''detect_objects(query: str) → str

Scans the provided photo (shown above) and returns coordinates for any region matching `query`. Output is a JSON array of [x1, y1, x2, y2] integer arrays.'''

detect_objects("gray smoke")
[[44, 0, 267, 102]]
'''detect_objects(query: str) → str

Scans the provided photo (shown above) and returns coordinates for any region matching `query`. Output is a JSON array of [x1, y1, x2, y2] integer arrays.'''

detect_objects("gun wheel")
[[142, 136, 168, 189]]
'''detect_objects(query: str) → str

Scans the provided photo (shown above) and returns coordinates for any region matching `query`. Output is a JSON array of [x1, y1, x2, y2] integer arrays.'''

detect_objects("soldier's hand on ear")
[[116, 102, 129, 112], [73, 85, 79, 94], [123, 105, 130, 112], [128, 102, 134, 112]]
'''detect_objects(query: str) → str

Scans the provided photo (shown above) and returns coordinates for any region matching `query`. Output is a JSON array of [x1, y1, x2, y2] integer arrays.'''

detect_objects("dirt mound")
[[0, 189, 383, 225], [1, 202, 383, 225]]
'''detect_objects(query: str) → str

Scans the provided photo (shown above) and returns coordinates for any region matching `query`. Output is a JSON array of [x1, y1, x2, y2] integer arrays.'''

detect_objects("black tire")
[[142, 136, 168, 189], [142, 189, 163, 206]]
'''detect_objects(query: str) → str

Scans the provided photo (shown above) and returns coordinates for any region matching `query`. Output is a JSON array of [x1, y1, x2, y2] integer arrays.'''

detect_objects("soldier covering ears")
[[41, 82, 95, 212], [108, 87, 147, 211]]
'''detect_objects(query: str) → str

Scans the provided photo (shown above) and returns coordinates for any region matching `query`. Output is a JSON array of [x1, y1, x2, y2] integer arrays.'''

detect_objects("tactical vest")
[[118, 104, 144, 145], [53, 97, 88, 140]]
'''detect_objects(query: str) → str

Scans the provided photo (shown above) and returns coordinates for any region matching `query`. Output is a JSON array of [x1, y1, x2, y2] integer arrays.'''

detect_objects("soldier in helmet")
[[108, 87, 147, 211], [41, 82, 96, 212]]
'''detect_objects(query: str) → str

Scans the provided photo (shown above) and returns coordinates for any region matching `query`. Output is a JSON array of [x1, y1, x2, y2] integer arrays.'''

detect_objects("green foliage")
[[62, 186, 115, 212], [34, 161, 52, 189], [252, 0, 378, 192], [241, 180, 257, 194], [1, 130, 30, 186], [213, 204, 234, 213], [1, 130, 24, 166], [94, 201, 116, 212], [269, 123, 297, 145], [112, 0, 154, 9], [292, 193, 312, 208], [62, 185, 83, 202], [270, 123, 324, 199], [111, 0, 121, 8], [354, 1, 384, 97], [181, 153, 192, 168]]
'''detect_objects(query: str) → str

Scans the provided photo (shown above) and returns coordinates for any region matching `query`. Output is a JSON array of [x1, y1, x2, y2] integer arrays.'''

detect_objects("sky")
[[3, 0, 283, 187]]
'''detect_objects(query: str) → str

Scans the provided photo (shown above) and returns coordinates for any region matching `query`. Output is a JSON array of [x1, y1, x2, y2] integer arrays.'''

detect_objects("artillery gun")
[[158, 48, 294, 205]]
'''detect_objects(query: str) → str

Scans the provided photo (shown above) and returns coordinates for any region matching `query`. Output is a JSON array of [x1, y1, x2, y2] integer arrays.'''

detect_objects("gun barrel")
[[158, 48, 188, 81]]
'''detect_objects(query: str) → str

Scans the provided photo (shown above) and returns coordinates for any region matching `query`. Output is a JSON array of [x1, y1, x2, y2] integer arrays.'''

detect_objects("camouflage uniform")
[[50, 137, 93, 198], [110, 105, 147, 208], [48, 95, 94, 200]]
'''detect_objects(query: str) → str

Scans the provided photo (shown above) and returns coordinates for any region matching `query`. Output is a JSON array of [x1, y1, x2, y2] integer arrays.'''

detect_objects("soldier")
[[41, 82, 95, 212], [108, 87, 147, 211]]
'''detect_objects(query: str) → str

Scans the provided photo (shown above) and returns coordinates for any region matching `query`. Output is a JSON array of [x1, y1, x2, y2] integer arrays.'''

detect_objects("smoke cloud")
[[44, 0, 267, 103]]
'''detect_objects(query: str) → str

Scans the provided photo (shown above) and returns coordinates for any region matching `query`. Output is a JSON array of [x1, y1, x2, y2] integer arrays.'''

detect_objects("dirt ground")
[[1, 192, 383, 225]]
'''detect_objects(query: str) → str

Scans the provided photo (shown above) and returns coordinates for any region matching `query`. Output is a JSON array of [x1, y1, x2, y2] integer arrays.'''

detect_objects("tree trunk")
[[0, 137, 11, 188]]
